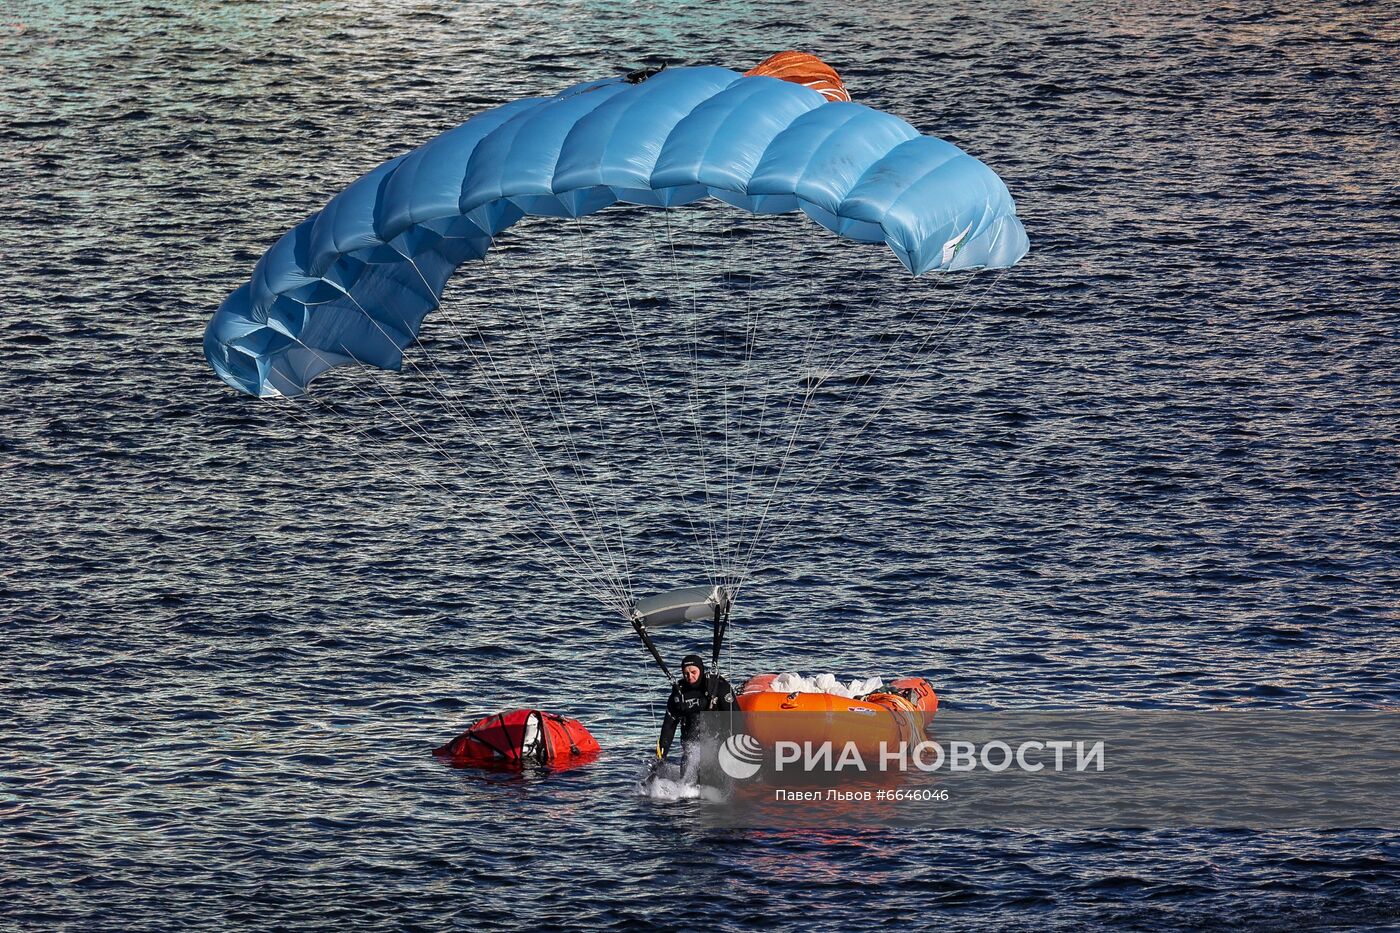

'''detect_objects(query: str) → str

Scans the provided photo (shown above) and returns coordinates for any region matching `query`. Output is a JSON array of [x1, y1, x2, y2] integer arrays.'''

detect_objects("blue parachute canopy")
[[205, 60, 1029, 399]]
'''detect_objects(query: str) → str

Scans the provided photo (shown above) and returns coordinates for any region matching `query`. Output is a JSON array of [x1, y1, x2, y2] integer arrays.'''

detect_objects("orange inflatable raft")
[[736, 674, 938, 755]]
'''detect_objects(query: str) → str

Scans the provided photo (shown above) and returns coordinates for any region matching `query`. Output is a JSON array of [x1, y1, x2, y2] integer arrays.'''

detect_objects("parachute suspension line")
[[339, 269, 633, 612], [717, 261, 745, 590], [771, 305, 1026, 560], [261, 337, 621, 611], [726, 258, 853, 590], [309, 285, 478, 460], [568, 217, 722, 591], [269, 396, 623, 610], [725, 331, 805, 582], [567, 215, 716, 589], [732, 268, 964, 566], [611, 278, 715, 583], [714, 227, 881, 592], [431, 274, 630, 602], [722, 212, 744, 588], [685, 205, 759, 591], [498, 267, 633, 606], [512, 298, 629, 606], [630, 275, 722, 582], [438, 258, 631, 605], [721, 322, 735, 586], [584, 365, 636, 606], [729, 341, 828, 589], [683, 210, 727, 585], [330, 257, 633, 615], [676, 209, 726, 589], [716, 211, 755, 590], [415, 250, 635, 613], [698, 207, 753, 591], [291, 346, 615, 607], [778, 267, 978, 471], [662, 208, 726, 588], [730, 240, 767, 586], [727, 266, 980, 586], [560, 218, 711, 591], [729, 264, 783, 590], [747, 265, 989, 527], [510, 281, 634, 605], [293, 332, 480, 490], [720, 212, 793, 590], [735, 269, 1011, 593]]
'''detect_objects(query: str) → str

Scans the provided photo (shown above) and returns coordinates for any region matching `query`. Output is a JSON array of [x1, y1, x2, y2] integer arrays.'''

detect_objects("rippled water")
[[4, 1, 1398, 929]]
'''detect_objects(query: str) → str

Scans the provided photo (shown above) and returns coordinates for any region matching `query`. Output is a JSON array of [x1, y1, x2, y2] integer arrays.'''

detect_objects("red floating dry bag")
[[433, 709, 600, 769]]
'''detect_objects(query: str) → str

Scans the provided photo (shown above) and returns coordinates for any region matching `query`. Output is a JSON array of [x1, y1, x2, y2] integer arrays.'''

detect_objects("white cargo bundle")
[[766, 672, 884, 698]]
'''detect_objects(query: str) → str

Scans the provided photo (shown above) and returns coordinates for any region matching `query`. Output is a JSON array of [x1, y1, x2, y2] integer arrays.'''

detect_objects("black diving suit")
[[657, 658, 735, 760]]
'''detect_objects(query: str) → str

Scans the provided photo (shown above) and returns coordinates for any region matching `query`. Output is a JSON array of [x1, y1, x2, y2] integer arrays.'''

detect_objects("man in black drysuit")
[[656, 654, 735, 761]]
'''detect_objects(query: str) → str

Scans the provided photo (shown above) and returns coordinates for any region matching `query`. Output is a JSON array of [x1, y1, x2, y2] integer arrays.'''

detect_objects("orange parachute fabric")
[[745, 51, 851, 102]]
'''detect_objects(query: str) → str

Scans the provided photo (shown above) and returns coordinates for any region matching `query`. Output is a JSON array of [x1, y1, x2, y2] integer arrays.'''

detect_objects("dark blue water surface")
[[4, 1, 1398, 930]]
